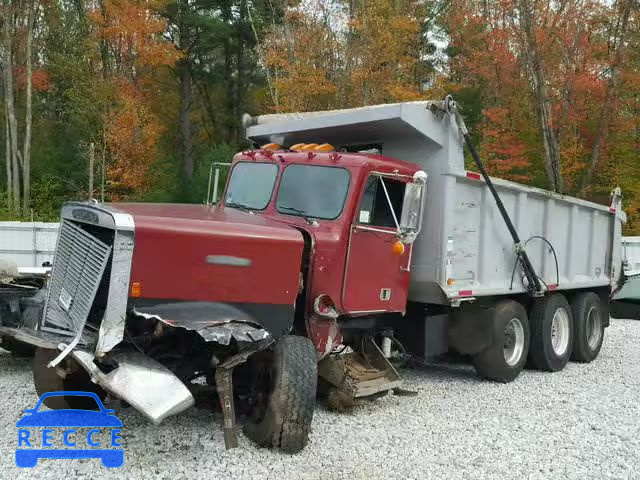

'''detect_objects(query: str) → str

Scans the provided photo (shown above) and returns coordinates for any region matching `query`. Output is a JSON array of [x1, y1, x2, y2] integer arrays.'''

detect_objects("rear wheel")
[[33, 348, 106, 410], [244, 335, 317, 453], [472, 300, 530, 383], [529, 294, 573, 372], [570, 292, 605, 363]]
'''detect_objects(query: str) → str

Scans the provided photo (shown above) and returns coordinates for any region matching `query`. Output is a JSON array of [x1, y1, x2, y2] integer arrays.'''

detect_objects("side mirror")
[[399, 171, 427, 244]]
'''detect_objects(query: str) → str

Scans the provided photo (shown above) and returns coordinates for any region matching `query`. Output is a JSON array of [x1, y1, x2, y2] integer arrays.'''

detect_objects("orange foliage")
[[89, 0, 179, 75], [105, 83, 164, 197], [442, 0, 639, 205], [265, 0, 425, 112], [481, 108, 532, 182], [87, 0, 179, 199], [15, 68, 52, 92]]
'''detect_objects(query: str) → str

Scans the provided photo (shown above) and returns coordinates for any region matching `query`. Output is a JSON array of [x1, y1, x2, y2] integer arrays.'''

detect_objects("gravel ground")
[[1, 318, 639, 480]]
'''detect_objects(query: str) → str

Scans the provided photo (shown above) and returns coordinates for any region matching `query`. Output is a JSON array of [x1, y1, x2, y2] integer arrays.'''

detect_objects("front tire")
[[244, 335, 317, 452], [472, 300, 530, 383], [529, 294, 573, 372], [33, 348, 106, 410], [1, 336, 35, 357], [570, 292, 605, 363]]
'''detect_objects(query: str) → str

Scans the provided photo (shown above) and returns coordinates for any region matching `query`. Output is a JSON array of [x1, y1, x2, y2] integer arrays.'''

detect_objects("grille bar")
[[42, 219, 113, 336]]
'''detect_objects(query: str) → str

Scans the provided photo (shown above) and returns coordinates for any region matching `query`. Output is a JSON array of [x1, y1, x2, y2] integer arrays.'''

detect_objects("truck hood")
[[106, 202, 305, 339], [110, 202, 295, 232]]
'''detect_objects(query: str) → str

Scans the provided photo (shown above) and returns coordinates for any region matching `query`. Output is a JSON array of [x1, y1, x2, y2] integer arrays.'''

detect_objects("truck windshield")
[[276, 165, 350, 220], [225, 162, 278, 210]]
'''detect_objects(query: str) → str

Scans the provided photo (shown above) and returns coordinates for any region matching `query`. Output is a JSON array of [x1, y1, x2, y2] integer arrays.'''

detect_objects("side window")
[[357, 176, 405, 228]]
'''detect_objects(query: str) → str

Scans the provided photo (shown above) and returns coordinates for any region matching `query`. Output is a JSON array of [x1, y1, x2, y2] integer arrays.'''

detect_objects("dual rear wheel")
[[473, 291, 606, 382]]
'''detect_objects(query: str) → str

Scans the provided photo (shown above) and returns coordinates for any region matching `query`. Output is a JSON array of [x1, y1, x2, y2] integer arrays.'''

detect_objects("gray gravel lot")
[[1, 318, 639, 480]]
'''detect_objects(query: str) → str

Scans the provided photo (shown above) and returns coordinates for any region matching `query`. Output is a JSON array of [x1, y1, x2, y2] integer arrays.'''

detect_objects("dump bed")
[[246, 101, 625, 306]]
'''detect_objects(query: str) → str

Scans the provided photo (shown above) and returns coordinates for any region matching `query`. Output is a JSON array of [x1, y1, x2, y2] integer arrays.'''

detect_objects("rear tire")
[[570, 292, 605, 363], [529, 294, 573, 372], [33, 348, 106, 410], [472, 300, 530, 383], [244, 335, 317, 452]]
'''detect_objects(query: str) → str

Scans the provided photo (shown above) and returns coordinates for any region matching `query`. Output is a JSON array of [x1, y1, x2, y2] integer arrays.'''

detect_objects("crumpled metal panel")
[[72, 349, 195, 424], [132, 302, 272, 346]]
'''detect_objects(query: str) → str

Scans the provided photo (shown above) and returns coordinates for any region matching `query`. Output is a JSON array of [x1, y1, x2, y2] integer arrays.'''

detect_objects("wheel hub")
[[550, 308, 570, 356], [503, 318, 525, 367], [586, 306, 602, 350]]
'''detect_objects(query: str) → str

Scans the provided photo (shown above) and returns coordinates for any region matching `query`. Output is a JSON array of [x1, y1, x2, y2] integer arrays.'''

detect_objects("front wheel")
[[244, 335, 317, 453], [472, 300, 530, 383], [33, 348, 106, 410], [1, 336, 35, 357]]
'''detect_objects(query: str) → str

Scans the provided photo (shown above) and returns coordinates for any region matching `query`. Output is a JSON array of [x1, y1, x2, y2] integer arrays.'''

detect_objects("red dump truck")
[[0, 98, 625, 452]]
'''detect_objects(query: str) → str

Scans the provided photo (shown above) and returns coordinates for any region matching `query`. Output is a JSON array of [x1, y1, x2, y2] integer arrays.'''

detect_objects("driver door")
[[342, 176, 411, 313]]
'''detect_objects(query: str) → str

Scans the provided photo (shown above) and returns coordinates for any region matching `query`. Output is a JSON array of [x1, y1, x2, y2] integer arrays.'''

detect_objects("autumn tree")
[[89, 0, 179, 198], [263, 0, 439, 112], [440, 0, 638, 199]]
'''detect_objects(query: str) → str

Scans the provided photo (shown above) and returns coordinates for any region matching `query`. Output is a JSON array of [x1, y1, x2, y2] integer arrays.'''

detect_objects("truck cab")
[[221, 147, 427, 354]]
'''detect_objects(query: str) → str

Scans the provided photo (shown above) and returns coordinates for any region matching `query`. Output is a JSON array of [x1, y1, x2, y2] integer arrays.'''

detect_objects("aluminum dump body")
[[246, 102, 625, 305]]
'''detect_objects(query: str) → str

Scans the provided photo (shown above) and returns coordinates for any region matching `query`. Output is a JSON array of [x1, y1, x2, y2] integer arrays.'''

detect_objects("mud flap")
[[71, 350, 195, 424]]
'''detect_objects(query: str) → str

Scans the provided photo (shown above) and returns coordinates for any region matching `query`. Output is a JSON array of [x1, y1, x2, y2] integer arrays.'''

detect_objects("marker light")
[[131, 282, 142, 298], [314, 143, 335, 152], [290, 143, 306, 151], [261, 143, 281, 151], [300, 143, 319, 151], [392, 240, 405, 256]]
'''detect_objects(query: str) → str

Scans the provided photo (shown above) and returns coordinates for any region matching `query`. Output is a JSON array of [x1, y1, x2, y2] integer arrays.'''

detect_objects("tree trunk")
[[22, 1, 35, 215], [235, 0, 247, 143], [579, 0, 633, 194], [1, 5, 21, 213], [4, 112, 11, 211], [222, 0, 234, 140], [179, 59, 193, 178], [518, 0, 564, 193]]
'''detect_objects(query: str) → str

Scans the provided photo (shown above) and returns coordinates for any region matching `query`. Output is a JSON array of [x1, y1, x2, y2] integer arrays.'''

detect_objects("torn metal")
[[133, 302, 272, 346], [71, 349, 195, 424]]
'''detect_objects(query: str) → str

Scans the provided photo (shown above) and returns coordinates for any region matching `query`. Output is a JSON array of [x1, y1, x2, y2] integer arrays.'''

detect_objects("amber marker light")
[[261, 143, 281, 151], [314, 143, 335, 152], [131, 282, 142, 298], [392, 240, 405, 256]]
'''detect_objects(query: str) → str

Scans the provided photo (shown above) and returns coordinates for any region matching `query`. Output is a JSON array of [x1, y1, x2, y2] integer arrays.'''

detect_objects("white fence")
[[0, 221, 59, 268], [623, 236, 640, 277]]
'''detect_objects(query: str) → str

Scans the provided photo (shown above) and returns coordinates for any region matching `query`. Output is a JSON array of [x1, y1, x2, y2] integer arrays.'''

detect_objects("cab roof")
[[232, 150, 419, 177]]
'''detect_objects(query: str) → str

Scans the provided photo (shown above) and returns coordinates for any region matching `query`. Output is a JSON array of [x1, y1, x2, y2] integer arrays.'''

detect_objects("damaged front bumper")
[[0, 203, 280, 443], [71, 349, 195, 424]]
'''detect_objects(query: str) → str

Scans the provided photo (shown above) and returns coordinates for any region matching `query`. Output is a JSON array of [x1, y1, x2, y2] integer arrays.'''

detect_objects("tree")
[[1, 0, 39, 215], [89, 0, 179, 198], [440, 0, 639, 201], [263, 0, 438, 112]]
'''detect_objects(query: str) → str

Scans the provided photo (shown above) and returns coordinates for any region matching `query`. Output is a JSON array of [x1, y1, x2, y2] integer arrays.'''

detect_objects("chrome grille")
[[42, 219, 113, 336]]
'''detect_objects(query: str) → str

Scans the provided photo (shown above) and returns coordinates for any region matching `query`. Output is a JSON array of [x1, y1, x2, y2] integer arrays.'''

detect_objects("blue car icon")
[[16, 391, 124, 468]]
